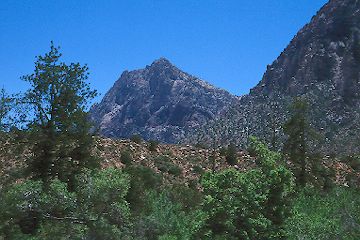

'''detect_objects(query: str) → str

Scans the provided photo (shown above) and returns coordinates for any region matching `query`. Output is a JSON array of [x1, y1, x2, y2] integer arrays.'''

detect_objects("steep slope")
[[90, 58, 238, 143], [189, 0, 360, 154]]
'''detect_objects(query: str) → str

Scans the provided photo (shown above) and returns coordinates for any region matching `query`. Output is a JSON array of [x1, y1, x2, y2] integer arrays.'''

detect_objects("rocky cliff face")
[[188, 0, 360, 154], [90, 58, 238, 143]]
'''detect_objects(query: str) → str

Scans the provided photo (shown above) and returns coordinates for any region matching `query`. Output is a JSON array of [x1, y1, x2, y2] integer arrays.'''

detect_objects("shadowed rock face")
[[251, 0, 360, 100], [90, 58, 238, 143], [188, 0, 360, 154]]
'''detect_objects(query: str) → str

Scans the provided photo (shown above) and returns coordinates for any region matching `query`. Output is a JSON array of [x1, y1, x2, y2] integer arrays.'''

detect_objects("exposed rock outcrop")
[[90, 58, 238, 143]]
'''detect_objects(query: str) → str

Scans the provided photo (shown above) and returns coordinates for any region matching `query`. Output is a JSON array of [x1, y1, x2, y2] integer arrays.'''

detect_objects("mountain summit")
[[90, 58, 237, 143]]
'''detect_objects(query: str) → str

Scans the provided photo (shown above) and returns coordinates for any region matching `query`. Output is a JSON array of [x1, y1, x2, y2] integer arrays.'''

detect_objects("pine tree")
[[0, 87, 12, 132], [225, 143, 237, 166], [283, 98, 312, 187], [21, 43, 98, 189]]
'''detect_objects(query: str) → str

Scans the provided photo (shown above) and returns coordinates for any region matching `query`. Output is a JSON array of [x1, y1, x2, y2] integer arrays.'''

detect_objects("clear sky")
[[1, 0, 328, 104]]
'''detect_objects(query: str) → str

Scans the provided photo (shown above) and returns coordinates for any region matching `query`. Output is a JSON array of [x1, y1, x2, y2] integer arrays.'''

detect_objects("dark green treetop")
[[21, 43, 98, 188]]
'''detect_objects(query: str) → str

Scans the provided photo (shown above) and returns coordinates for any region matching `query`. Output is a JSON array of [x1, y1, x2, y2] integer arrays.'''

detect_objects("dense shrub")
[[192, 165, 204, 175], [219, 147, 227, 156], [166, 184, 203, 212], [154, 155, 182, 176], [134, 191, 206, 240], [130, 134, 142, 144], [225, 143, 237, 165], [0, 168, 131, 239], [285, 187, 360, 239], [200, 137, 294, 239], [124, 165, 162, 216], [148, 140, 159, 152], [121, 149, 133, 165]]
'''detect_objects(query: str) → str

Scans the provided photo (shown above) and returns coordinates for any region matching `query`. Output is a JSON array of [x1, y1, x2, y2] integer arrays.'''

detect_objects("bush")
[[133, 191, 206, 240], [0, 168, 132, 239], [130, 134, 142, 144], [148, 140, 159, 152], [193, 165, 204, 175], [201, 168, 270, 239], [154, 155, 182, 177], [167, 164, 182, 176], [124, 165, 162, 215], [344, 155, 360, 171], [225, 143, 237, 165], [200, 137, 294, 239], [167, 184, 203, 212], [285, 187, 360, 239], [121, 149, 133, 165], [195, 143, 207, 149], [187, 156, 202, 163], [219, 147, 227, 156]]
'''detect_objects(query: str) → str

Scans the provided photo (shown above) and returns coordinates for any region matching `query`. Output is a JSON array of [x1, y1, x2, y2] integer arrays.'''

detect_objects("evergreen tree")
[[21, 43, 98, 189], [225, 143, 237, 166], [283, 98, 313, 187], [0, 87, 12, 132]]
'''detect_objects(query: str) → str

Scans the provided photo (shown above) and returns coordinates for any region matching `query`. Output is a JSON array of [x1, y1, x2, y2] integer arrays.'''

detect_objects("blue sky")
[[1, 0, 327, 104]]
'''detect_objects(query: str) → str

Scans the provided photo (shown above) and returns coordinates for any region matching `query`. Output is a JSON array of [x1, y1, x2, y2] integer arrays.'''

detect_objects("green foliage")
[[20, 43, 99, 188], [283, 98, 314, 187], [193, 165, 204, 175], [76, 168, 131, 239], [0, 168, 131, 239], [0, 180, 43, 236], [249, 137, 295, 236], [125, 165, 162, 216], [308, 153, 335, 191], [130, 134, 142, 144], [195, 143, 208, 149], [166, 184, 203, 212], [344, 155, 360, 171], [285, 187, 360, 239], [186, 156, 201, 163], [148, 140, 159, 152], [134, 191, 206, 240], [121, 148, 133, 165], [201, 137, 294, 239], [154, 155, 182, 176], [2, 43, 359, 240], [208, 153, 217, 172], [219, 147, 227, 156], [0, 87, 13, 132], [201, 168, 270, 239], [225, 143, 237, 165]]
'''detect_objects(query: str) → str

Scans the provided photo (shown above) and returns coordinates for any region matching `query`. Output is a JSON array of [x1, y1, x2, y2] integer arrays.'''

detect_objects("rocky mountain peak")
[[90, 59, 237, 143], [149, 57, 174, 68]]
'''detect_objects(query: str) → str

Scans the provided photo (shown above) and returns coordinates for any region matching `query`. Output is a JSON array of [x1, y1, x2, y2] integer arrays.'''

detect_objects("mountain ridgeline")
[[90, 58, 238, 143], [91, 0, 360, 154]]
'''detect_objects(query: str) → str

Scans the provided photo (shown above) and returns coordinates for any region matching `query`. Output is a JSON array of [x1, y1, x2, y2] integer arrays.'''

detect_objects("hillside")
[[1, 136, 357, 187], [189, 0, 360, 154], [96, 138, 359, 186]]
